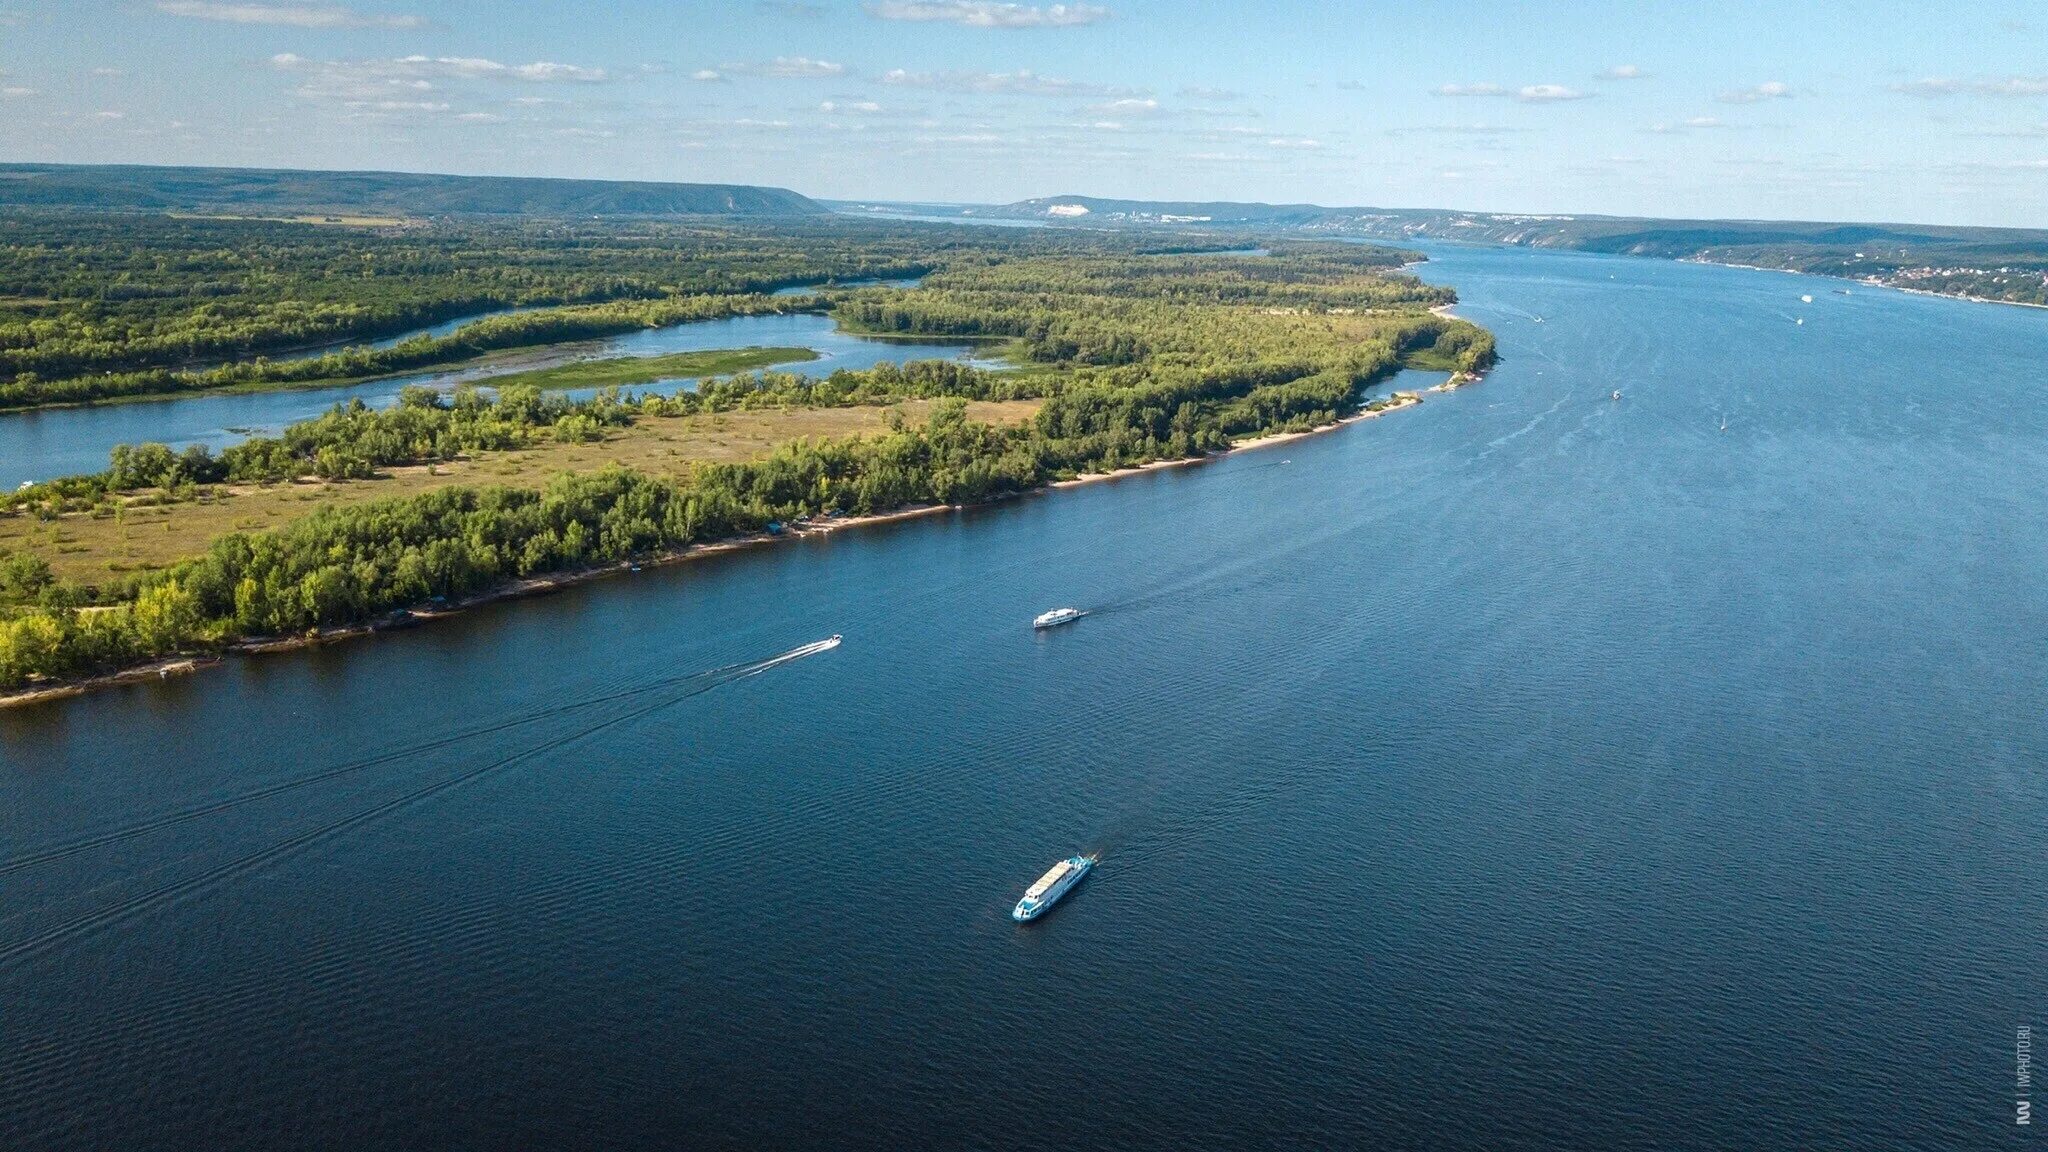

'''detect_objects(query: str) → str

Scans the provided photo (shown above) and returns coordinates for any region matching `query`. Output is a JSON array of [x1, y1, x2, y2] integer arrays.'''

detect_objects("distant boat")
[[1012, 854, 1096, 922], [1720, 416, 1728, 433], [1033, 607, 1085, 630], [1796, 318, 1805, 326], [1611, 390, 1622, 401], [1801, 294, 1814, 304]]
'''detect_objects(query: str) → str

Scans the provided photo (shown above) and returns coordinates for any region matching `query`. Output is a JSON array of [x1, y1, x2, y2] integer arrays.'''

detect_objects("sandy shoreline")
[[0, 503, 957, 709], [1, 369, 1481, 709], [1680, 257, 2048, 312]]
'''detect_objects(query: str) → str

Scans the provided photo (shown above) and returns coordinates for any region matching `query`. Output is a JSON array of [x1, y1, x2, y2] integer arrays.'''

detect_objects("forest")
[[0, 211, 1261, 404], [0, 229, 1493, 690]]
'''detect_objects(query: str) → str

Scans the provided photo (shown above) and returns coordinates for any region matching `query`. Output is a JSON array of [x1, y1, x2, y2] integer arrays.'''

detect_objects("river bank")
[[0, 502, 957, 709], [0, 368, 1475, 709], [1678, 255, 2048, 312]]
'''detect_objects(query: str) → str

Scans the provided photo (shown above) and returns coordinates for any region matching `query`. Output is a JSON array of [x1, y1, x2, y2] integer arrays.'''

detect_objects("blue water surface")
[[2, 243, 2043, 1150]]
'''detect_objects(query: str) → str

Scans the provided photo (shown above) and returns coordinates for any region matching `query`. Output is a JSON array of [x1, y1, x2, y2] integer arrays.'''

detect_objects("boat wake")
[[0, 636, 843, 966]]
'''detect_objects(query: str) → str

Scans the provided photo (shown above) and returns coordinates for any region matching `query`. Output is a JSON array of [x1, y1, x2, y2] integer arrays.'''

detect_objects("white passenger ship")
[[1012, 855, 1096, 921], [1033, 607, 1085, 629]]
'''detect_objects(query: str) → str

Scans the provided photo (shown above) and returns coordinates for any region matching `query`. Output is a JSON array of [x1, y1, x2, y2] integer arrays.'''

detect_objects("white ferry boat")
[[1033, 607, 1085, 630], [1012, 854, 1095, 921]]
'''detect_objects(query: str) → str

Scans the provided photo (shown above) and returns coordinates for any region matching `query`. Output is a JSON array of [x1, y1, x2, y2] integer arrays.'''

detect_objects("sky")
[[4, 1, 2048, 225]]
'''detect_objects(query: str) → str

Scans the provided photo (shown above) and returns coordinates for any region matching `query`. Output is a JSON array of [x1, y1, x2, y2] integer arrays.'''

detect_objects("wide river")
[[3, 244, 2043, 1150]]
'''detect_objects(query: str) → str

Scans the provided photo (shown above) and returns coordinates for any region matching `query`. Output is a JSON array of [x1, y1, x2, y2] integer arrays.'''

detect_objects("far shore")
[[1680, 256, 2048, 313], [0, 367, 1481, 710]]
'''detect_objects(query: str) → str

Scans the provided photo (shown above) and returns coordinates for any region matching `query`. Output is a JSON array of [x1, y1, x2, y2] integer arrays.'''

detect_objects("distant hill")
[[986, 194, 2047, 248], [978, 195, 2048, 304], [992, 195, 1362, 227], [0, 164, 829, 218]]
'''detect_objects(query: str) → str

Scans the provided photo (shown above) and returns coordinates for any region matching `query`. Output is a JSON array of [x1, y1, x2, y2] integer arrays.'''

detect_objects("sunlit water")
[[2, 244, 2043, 1150]]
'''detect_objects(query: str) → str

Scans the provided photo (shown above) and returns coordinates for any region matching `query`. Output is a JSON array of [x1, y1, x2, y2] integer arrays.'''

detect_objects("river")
[[2, 243, 2042, 1150], [1, 307, 984, 485]]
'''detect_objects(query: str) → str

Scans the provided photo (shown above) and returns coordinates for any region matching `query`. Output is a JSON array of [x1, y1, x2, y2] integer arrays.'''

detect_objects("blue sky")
[[4, 0, 2048, 225]]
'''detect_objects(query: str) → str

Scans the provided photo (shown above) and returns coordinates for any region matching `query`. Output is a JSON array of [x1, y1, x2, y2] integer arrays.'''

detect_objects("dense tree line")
[[0, 211, 1258, 396], [0, 292, 818, 410], [0, 242, 1494, 689], [0, 406, 1050, 684], [4, 358, 1041, 519]]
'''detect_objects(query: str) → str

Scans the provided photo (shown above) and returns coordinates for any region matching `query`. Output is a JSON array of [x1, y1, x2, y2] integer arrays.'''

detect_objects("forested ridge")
[[0, 163, 829, 218], [0, 236, 1493, 691]]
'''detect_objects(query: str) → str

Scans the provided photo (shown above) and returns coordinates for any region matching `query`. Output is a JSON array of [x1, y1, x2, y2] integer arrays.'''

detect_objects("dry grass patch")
[[0, 399, 1039, 587]]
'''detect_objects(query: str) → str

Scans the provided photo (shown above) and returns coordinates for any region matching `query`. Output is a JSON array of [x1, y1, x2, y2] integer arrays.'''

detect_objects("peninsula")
[[0, 212, 1492, 697]]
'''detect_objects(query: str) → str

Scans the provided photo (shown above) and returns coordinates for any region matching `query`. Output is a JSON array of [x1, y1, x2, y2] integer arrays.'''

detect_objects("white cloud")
[[455, 111, 502, 122], [1088, 97, 1159, 116], [866, 0, 1107, 26], [269, 53, 612, 91], [156, 1, 422, 28], [503, 61, 610, 82], [95, 110, 126, 119], [1436, 81, 1588, 103], [1892, 76, 2048, 97], [1718, 81, 1793, 104], [92, 67, 127, 77], [265, 53, 609, 120], [1518, 84, 1588, 103], [1263, 136, 1321, 149], [1598, 65, 1647, 80], [1178, 85, 1241, 100], [820, 100, 884, 113], [881, 67, 1139, 97], [1386, 123, 1530, 136], [1, 86, 34, 98], [720, 56, 845, 78], [690, 69, 726, 82], [1649, 116, 1726, 133]]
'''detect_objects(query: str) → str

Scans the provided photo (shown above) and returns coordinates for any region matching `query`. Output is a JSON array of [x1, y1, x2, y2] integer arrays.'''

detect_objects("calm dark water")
[[1, 307, 977, 485], [4, 245, 2044, 1150]]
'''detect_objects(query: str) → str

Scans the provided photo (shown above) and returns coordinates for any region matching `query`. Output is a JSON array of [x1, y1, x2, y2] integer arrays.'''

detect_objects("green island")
[[0, 220, 1493, 694], [462, 347, 821, 393]]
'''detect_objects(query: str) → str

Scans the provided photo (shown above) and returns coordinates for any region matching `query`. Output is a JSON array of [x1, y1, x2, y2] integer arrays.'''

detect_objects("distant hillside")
[[993, 195, 1362, 227], [0, 164, 828, 218], [985, 195, 2048, 305]]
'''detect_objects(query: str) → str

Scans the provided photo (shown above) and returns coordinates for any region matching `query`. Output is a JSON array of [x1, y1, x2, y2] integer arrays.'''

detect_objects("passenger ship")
[[1012, 854, 1096, 921], [1033, 607, 1085, 629]]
